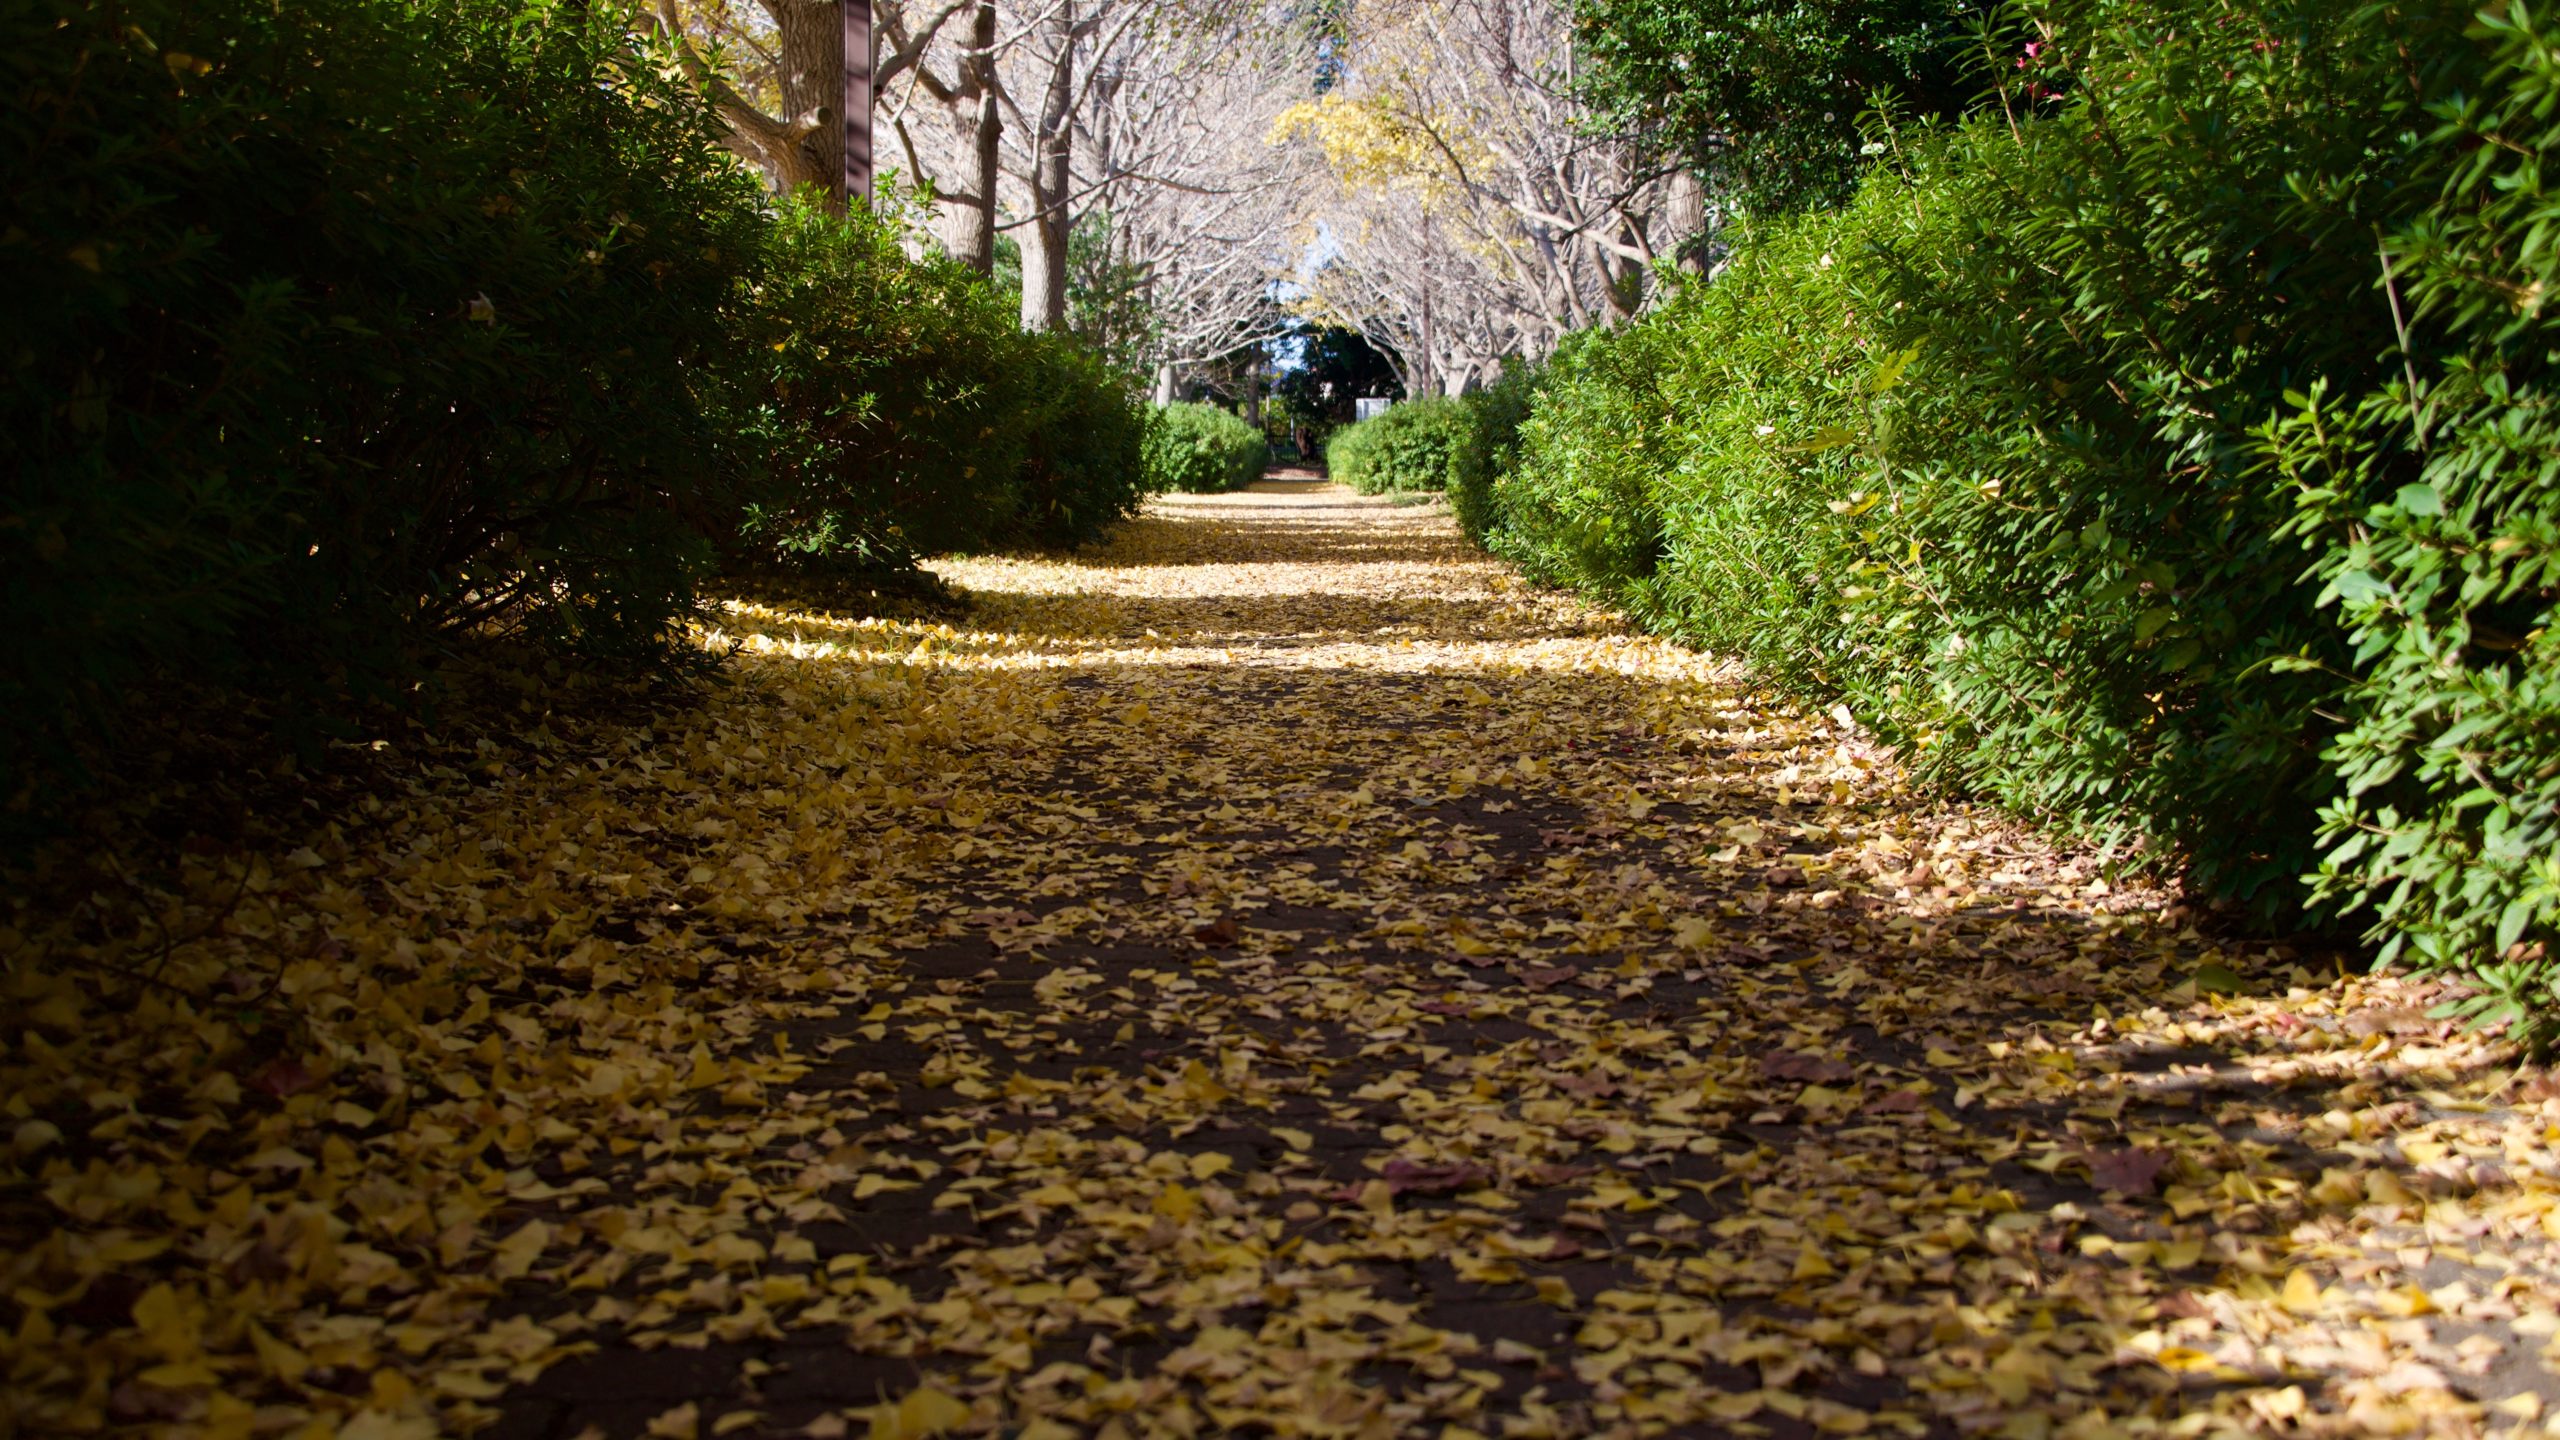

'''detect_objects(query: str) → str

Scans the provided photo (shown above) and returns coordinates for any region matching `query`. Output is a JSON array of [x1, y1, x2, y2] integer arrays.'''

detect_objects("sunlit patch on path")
[[5, 490, 2553, 1440]]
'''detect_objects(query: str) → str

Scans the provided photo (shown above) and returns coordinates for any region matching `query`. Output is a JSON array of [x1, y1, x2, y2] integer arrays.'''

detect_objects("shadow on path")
[[4, 490, 2543, 1440], [475, 491, 2556, 1439]]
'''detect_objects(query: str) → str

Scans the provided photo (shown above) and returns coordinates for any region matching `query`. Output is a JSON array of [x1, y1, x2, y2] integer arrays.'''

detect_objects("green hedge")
[[1, 0, 1149, 806], [1490, 325, 1679, 594], [2257, 0, 2560, 1043], [736, 202, 1146, 571], [2, 0, 759, 775], [739, 201, 1032, 572], [1448, 364, 1542, 547], [1008, 341, 1153, 547], [1484, 0, 2559, 1030], [1142, 402, 1264, 493], [1327, 397, 1473, 495]]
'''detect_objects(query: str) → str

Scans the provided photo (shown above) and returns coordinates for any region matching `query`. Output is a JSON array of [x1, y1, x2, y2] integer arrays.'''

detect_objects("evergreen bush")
[[2258, 2, 2560, 1045], [1, 0, 1161, 810], [1486, 0, 2559, 1027], [1491, 327, 1678, 593], [1142, 403, 1264, 493], [1327, 397, 1475, 495], [1448, 363, 1544, 547], [735, 200, 1035, 574], [1009, 340, 1153, 546], [2, 0, 762, 784]]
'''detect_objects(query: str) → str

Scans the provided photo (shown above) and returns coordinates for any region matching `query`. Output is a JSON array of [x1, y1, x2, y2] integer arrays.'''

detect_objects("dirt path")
[[6, 488, 2553, 1440]]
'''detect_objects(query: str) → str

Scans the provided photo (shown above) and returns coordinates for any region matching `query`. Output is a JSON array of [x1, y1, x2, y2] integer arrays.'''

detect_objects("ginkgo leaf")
[[2088, 1147, 2172, 1196], [868, 1388, 971, 1440]]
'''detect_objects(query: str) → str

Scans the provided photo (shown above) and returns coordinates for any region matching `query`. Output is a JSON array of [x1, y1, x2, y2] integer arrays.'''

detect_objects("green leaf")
[[1868, 343, 1921, 396], [2495, 895, 2537, 954], [2134, 606, 2176, 641]]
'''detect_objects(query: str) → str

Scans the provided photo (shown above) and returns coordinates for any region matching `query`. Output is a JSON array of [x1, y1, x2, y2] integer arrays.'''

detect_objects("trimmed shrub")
[[1010, 339, 1153, 547], [1449, 362, 1543, 547], [1491, 327, 1679, 593], [1143, 402, 1264, 493], [1489, 0, 2560, 1028], [2257, 2, 2560, 1045], [1327, 397, 1473, 495], [735, 200, 1035, 574], [0, 0, 1163, 817], [2, 0, 761, 785]]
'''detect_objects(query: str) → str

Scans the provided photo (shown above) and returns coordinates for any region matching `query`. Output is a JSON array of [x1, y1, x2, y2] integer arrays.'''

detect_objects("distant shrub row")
[[1142, 403, 1266, 494], [1320, 373, 1543, 522], [1473, 0, 2560, 1039], [2, 0, 1151, 799]]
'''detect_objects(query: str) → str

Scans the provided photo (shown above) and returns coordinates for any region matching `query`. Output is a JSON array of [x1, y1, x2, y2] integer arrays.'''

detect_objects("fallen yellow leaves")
[[3, 488, 2556, 1439]]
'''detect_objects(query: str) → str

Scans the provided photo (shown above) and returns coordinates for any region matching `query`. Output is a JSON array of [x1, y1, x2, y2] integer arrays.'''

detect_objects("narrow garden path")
[[7, 489, 2554, 1440]]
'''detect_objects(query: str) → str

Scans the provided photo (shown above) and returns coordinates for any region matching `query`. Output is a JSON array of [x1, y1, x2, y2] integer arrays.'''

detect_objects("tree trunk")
[[1242, 362, 1261, 427], [666, 0, 875, 208], [1665, 166, 1707, 278], [1020, 0, 1076, 332], [1600, 248, 1643, 321], [1416, 211, 1436, 399], [939, 1, 1001, 273], [772, 3, 848, 203], [1155, 363, 1178, 406], [842, 0, 872, 204]]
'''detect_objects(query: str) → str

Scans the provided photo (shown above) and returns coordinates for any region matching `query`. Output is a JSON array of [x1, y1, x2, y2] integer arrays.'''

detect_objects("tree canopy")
[[1571, 0, 1995, 210]]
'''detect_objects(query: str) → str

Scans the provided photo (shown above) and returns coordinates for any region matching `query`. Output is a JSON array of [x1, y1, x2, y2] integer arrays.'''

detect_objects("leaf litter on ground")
[[4, 488, 2559, 1440]]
